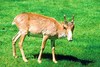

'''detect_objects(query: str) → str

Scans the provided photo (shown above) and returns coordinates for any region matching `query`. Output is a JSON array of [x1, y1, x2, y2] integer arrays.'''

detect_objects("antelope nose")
[[68, 38, 73, 41], [68, 39, 73, 42]]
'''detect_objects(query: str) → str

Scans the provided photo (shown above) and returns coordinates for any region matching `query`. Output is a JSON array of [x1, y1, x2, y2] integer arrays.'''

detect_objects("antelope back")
[[13, 13, 58, 36]]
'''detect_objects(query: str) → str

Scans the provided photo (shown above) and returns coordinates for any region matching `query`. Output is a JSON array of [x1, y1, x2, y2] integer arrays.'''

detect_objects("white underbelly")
[[28, 32, 43, 38]]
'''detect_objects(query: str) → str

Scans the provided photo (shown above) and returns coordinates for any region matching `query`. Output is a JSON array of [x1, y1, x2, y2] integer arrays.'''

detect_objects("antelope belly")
[[28, 32, 43, 38]]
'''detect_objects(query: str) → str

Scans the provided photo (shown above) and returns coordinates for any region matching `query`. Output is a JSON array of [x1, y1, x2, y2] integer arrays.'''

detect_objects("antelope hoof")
[[23, 58, 28, 62], [38, 60, 42, 63], [53, 60, 58, 63], [13, 55, 18, 58], [14, 55, 18, 58]]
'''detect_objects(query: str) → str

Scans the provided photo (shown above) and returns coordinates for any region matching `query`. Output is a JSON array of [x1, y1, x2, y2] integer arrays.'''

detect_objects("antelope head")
[[63, 15, 75, 41]]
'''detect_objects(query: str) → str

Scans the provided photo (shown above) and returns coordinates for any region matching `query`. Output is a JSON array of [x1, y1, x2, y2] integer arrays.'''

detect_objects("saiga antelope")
[[12, 13, 74, 63]]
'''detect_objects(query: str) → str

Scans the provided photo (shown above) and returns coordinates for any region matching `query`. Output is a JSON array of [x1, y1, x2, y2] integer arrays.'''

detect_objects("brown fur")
[[12, 13, 74, 63]]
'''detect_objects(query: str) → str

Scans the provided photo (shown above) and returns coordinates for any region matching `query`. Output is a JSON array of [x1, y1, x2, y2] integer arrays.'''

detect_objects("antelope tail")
[[12, 21, 16, 25]]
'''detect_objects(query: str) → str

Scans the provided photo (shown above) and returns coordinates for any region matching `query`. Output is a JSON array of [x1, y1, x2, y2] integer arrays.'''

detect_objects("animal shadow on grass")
[[33, 53, 94, 65]]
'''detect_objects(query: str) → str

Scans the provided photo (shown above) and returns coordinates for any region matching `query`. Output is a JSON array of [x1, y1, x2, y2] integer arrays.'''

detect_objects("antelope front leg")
[[19, 34, 28, 62], [38, 35, 48, 63], [51, 40, 57, 63]]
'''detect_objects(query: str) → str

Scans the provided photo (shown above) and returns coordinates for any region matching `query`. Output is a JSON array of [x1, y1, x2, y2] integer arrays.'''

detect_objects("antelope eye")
[[63, 26, 67, 29]]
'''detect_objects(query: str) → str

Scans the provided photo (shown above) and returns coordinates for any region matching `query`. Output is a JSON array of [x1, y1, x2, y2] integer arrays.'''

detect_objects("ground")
[[0, 0, 100, 67]]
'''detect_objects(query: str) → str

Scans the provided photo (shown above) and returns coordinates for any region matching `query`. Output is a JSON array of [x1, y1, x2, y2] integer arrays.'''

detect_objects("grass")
[[0, 0, 100, 67]]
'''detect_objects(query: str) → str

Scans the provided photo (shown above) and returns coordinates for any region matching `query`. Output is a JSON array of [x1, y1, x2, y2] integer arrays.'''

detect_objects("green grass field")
[[0, 0, 100, 67]]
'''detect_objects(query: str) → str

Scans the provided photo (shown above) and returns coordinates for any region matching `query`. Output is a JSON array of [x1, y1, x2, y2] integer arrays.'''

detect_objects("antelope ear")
[[71, 15, 74, 23], [64, 15, 68, 24]]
